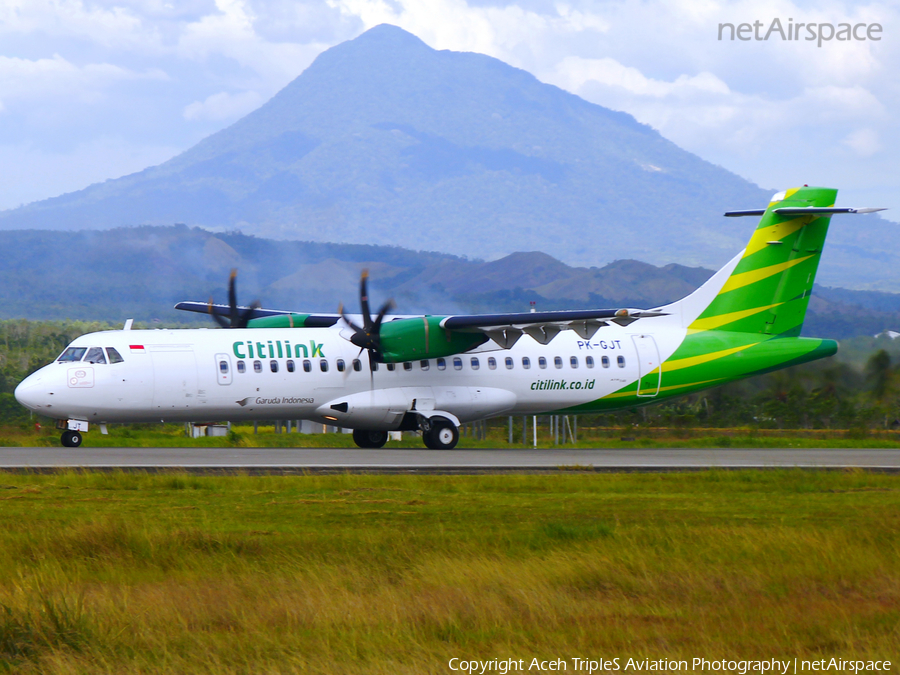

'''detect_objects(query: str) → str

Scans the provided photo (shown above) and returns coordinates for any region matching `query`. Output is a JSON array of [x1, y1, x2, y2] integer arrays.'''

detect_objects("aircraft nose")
[[15, 371, 51, 412]]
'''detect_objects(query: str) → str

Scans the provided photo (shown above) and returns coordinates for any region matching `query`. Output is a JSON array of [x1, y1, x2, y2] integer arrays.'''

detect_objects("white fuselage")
[[15, 321, 687, 429]]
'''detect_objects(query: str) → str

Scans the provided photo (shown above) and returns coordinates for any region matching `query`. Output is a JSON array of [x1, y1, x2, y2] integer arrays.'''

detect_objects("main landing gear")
[[352, 429, 388, 448], [351, 418, 460, 450], [422, 420, 459, 450]]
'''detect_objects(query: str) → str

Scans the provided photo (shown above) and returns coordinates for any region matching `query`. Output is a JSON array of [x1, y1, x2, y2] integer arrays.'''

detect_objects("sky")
[[0, 0, 897, 216]]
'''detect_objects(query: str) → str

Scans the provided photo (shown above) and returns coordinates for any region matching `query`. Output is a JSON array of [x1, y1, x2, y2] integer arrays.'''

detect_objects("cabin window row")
[[231, 354, 626, 374]]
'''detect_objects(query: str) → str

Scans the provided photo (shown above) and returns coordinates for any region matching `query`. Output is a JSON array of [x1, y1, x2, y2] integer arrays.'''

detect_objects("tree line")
[[3, 320, 900, 432]]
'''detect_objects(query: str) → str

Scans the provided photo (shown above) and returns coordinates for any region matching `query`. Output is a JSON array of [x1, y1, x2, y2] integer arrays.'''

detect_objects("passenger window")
[[106, 348, 124, 364], [287, 359, 295, 373], [219, 360, 229, 374], [522, 357, 530, 369], [337, 359, 346, 372], [85, 347, 106, 364], [237, 360, 246, 374], [586, 355, 594, 368], [453, 357, 463, 370], [403, 362, 412, 371], [370, 360, 379, 372], [470, 357, 479, 370], [303, 359, 311, 373], [570, 356, 579, 369], [353, 359, 362, 372], [420, 360, 429, 371], [320, 359, 328, 372], [270, 360, 278, 373], [538, 356, 547, 369], [602, 356, 610, 368], [254, 360, 262, 373], [488, 357, 497, 370], [505, 357, 514, 370], [617, 355, 625, 368], [554, 356, 563, 369], [386, 363, 396, 372], [437, 358, 446, 371], [58, 347, 87, 362]]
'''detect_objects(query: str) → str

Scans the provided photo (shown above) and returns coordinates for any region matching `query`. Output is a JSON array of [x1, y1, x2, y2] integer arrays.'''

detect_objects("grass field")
[[0, 470, 897, 673], [6, 422, 900, 449]]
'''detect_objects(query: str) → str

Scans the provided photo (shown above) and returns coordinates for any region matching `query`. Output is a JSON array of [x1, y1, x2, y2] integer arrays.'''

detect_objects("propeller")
[[208, 269, 260, 329], [339, 270, 395, 364]]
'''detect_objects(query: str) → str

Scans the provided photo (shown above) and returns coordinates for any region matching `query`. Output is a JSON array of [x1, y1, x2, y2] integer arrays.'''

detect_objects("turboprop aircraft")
[[15, 186, 886, 449]]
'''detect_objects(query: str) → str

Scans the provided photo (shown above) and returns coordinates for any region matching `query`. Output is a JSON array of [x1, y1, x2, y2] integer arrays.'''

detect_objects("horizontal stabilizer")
[[724, 209, 766, 217], [725, 207, 886, 217], [773, 206, 886, 216]]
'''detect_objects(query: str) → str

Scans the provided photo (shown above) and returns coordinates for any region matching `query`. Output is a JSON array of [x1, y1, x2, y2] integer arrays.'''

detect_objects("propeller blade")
[[208, 299, 230, 329], [359, 270, 372, 329], [228, 269, 238, 326], [236, 300, 261, 329], [372, 299, 395, 332], [206, 270, 258, 328], [339, 270, 394, 368]]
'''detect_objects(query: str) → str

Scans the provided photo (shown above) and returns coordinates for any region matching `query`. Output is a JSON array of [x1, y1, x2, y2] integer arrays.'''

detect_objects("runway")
[[0, 447, 898, 472]]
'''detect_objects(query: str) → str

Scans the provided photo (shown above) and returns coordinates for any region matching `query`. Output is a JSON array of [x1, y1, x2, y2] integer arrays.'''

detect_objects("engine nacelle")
[[374, 316, 487, 363]]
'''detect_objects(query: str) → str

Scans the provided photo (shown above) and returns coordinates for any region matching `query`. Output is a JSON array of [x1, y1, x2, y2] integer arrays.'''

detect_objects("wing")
[[174, 302, 340, 328], [438, 308, 668, 348]]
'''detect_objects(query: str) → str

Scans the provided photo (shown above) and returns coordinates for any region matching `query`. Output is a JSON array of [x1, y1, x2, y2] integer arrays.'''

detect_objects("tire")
[[61, 430, 82, 448], [423, 421, 459, 450], [352, 429, 388, 449]]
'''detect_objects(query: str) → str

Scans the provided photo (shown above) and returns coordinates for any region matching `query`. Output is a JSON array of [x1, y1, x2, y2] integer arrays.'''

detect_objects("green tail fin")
[[689, 186, 837, 336]]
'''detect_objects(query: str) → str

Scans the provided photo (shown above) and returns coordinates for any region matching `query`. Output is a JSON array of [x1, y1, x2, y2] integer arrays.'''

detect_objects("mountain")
[[0, 225, 897, 340], [0, 25, 894, 289]]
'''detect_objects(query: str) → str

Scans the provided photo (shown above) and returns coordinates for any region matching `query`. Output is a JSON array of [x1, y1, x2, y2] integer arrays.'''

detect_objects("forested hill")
[[1, 225, 898, 340]]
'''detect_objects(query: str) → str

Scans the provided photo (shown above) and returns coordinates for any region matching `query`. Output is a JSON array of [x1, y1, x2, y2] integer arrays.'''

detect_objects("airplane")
[[14, 186, 886, 449]]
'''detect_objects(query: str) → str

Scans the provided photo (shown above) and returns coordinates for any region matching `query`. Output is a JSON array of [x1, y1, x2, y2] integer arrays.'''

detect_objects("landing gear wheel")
[[423, 421, 459, 450], [61, 430, 82, 448], [352, 429, 388, 449]]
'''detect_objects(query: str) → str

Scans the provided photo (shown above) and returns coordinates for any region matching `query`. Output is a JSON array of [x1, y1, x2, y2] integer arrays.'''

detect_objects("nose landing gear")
[[61, 430, 83, 447], [57, 420, 88, 448]]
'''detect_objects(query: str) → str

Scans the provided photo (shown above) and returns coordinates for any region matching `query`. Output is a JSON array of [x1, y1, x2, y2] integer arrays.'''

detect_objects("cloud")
[[183, 90, 264, 121], [551, 56, 730, 98], [0, 0, 147, 49], [843, 128, 881, 157], [0, 55, 167, 106]]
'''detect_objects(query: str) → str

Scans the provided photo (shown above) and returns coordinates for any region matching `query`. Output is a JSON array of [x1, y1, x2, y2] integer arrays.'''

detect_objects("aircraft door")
[[632, 334, 661, 397], [215, 353, 232, 385], [149, 346, 199, 411]]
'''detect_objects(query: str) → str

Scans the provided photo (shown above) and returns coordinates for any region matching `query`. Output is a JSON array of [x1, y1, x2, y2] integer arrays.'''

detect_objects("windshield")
[[84, 347, 106, 364], [58, 347, 87, 363]]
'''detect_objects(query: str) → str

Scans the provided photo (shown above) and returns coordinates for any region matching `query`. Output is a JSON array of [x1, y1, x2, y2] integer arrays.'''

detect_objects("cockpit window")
[[58, 347, 87, 362], [84, 347, 107, 364], [106, 348, 124, 364]]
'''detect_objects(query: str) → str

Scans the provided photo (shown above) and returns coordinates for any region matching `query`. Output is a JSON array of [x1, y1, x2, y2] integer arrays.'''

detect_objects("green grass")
[[10, 422, 900, 449], [0, 471, 896, 672]]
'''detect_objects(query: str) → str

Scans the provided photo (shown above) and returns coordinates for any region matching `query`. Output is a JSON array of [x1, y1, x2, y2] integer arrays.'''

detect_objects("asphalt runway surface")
[[0, 447, 897, 472]]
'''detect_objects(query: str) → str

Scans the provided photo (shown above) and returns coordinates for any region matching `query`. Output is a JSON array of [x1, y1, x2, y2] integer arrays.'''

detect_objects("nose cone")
[[15, 370, 50, 412]]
